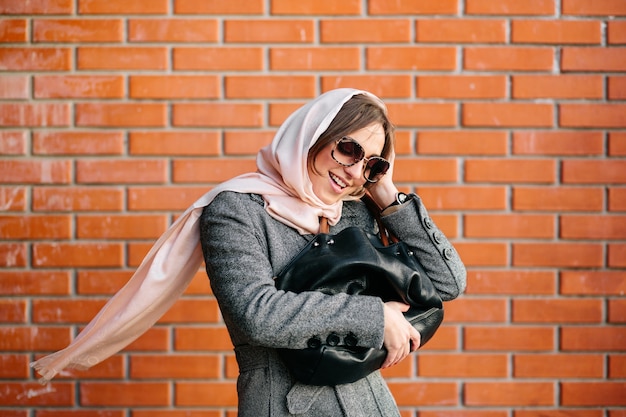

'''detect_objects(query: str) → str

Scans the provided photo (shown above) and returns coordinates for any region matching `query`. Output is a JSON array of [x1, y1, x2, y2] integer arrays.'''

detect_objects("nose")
[[343, 160, 367, 184]]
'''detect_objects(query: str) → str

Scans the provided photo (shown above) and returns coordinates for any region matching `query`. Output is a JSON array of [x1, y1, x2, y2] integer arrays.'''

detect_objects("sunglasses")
[[331, 137, 390, 183]]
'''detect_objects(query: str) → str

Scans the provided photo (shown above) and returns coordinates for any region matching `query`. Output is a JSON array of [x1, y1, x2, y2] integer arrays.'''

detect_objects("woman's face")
[[308, 123, 386, 205]]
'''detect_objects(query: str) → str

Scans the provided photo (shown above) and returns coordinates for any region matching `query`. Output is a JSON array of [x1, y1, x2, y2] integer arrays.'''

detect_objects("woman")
[[31, 89, 465, 416], [199, 89, 466, 416]]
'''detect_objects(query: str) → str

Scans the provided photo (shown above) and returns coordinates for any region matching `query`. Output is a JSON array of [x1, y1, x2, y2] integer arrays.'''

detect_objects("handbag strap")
[[317, 194, 399, 247]]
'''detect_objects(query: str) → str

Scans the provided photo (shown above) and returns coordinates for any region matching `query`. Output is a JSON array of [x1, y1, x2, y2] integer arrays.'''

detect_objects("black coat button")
[[326, 333, 340, 346], [344, 333, 358, 347], [307, 336, 321, 349]]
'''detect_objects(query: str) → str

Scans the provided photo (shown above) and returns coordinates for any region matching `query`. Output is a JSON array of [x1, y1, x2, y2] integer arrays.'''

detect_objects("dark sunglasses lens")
[[365, 158, 390, 182], [336, 139, 364, 164]]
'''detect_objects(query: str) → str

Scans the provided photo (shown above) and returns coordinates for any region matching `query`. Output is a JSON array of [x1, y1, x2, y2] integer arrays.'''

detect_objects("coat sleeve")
[[380, 194, 467, 301], [199, 191, 386, 350]]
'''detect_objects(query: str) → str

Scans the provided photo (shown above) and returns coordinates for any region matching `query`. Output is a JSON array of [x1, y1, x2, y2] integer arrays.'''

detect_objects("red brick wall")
[[1, 0, 625, 415]]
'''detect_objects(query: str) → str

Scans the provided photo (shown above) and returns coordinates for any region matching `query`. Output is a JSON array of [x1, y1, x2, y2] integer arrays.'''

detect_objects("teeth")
[[330, 173, 347, 188]]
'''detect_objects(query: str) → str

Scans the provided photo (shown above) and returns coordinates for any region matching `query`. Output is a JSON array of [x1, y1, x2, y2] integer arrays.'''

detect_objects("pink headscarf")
[[31, 88, 387, 383]]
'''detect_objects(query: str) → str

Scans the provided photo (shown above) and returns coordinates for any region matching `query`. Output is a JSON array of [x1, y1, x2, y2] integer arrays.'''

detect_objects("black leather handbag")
[[274, 196, 444, 386]]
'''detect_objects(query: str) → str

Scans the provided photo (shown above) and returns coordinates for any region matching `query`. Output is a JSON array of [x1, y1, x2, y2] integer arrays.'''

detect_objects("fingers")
[[382, 302, 419, 368]]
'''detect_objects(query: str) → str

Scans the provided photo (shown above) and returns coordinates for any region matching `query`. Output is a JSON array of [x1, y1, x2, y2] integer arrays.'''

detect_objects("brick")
[[0, 160, 72, 184], [367, 46, 457, 70], [0, 0, 73, 14], [127, 186, 208, 211], [77, 214, 167, 239], [417, 186, 507, 210], [0, 382, 74, 406], [562, 47, 626, 71], [160, 299, 219, 324], [0, 271, 70, 295], [453, 242, 508, 266], [0, 19, 27, 42], [422, 412, 508, 417], [512, 75, 603, 99], [464, 103, 554, 127], [0, 327, 70, 351], [444, 297, 507, 323], [77, 47, 167, 70], [609, 299, 626, 323], [465, 214, 555, 239], [563, 160, 626, 184], [512, 131, 604, 155], [515, 354, 603, 378], [124, 327, 169, 351], [512, 20, 601, 44], [0, 131, 27, 154], [80, 382, 170, 406], [418, 75, 506, 99], [561, 215, 626, 240], [513, 186, 604, 211], [465, 382, 554, 406], [394, 159, 458, 182], [271, 47, 360, 71], [173, 103, 263, 127], [513, 298, 603, 323], [609, 76, 626, 99], [388, 382, 458, 406], [76, 270, 131, 294], [34, 75, 124, 99], [0, 47, 70, 70], [175, 327, 233, 351], [513, 243, 603, 268], [420, 325, 458, 350], [0, 354, 29, 378], [608, 21, 626, 44], [78, 0, 168, 14], [418, 353, 508, 377], [127, 242, 154, 267], [561, 271, 626, 296], [466, 270, 556, 295], [321, 19, 411, 43], [129, 19, 218, 42], [224, 131, 275, 155], [33, 186, 123, 211], [173, 47, 264, 70], [129, 75, 219, 99], [610, 355, 626, 378], [369, 0, 458, 14], [175, 0, 263, 14], [0, 299, 26, 322], [466, 0, 555, 15], [225, 20, 313, 43], [172, 159, 257, 183], [0, 215, 71, 239], [464, 47, 554, 71], [562, 382, 626, 406], [272, 0, 361, 15], [175, 382, 238, 407], [133, 412, 219, 417], [37, 411, 123, 417], [609, 187, 626, 211], [0, 75, 29, 99], [386, 103, 457, 127], [32, 299, 106, 323], [225, 75, 315, 99], [0, 103, 70, 127], [129, 131, 220, 156], [321, 75, 412, 98], [76, 160, 167, 184], [33, 131, 124, 155], [33, 243, 123, 268], [465, 159, 556, 183], [609, 244, 626, 268], [130, 354, 220, 379], [609, 132, 626, 156], [417, 131, 508, 155], [33, 19, 122, 42], [561, 104, 626, 128], [417, 19, 506, 43], [0, 186, 26, 211], [0, 243, 27, 267], [76, 103, 167, 127], [562, 0, 626, 16]]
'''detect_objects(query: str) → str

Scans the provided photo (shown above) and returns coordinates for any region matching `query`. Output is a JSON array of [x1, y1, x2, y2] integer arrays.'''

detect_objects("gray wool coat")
[[199, 191, 466, 417]]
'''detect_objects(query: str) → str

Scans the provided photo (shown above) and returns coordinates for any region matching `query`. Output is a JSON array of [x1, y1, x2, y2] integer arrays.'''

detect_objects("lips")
[[330, 172, 348, 189]]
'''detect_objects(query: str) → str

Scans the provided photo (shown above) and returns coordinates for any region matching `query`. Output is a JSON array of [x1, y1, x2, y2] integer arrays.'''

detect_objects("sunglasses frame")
[[331, 137, 390, 183]]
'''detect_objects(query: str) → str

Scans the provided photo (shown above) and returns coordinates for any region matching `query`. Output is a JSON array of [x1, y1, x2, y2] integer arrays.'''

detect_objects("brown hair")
[[308, 93, 395, 192]]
